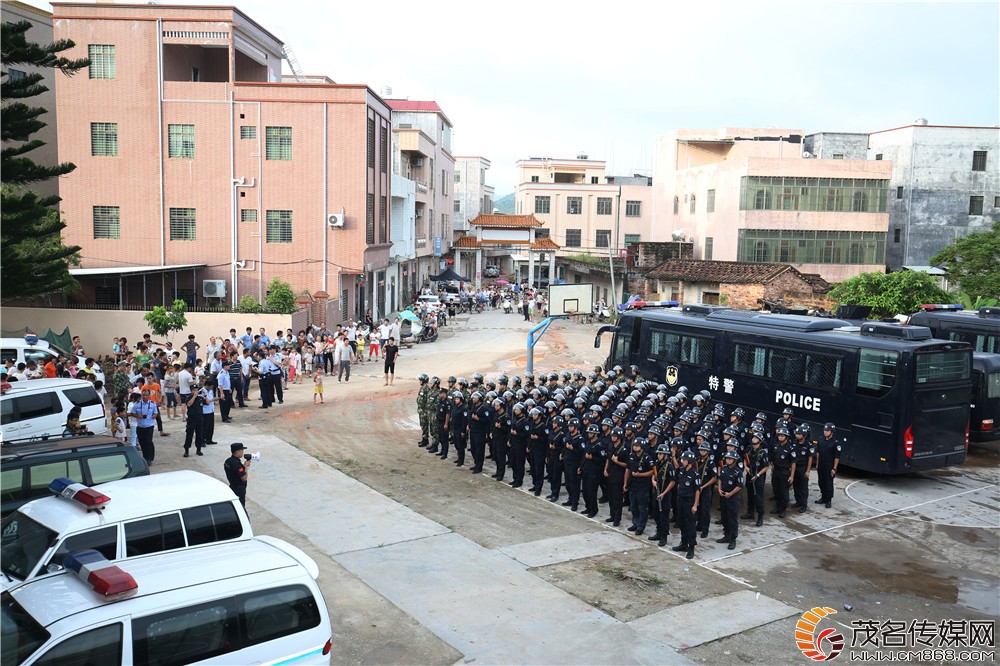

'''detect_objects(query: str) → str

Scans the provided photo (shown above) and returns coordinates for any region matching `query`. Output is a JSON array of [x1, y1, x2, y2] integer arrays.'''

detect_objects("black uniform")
[[450, 401, 468, 466], [509, 416, 530, 487], [745, 444, 770, 520], [652, 456, 674, 539], [224, 455, 247, 506], [547, 427, 565, 500], [183, 392, 204, 454], [815, 434, 842, 504], [580, 436, 607, 516], [717, 462, 744, 543], [436, 396, 450, 458], [468, 401, 493, 473], [675, 465, 700, 550], [792, 437, 816, 508], [695, 454, 717, 535], [528, 419, 549, 494], [562, 432, 584, 509], [492, 409, 511, 481], [627, 450, 655, 533], [770, 440, 794, 515], [606, 441, 630, 525]]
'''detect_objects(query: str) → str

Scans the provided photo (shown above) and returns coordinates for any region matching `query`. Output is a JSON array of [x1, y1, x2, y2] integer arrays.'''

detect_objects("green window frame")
[[265, 210, 292, 243], [240, 126, 256, 139], [93, 206, 120, 239], [88, 44, 116, 79], [265, 126, 292, 160], [91, 122, 118, 156], [169, 208, 196, 241], [167, 124, 195, 158]]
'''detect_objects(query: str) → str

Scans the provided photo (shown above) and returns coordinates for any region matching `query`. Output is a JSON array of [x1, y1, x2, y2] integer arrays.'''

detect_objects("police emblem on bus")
[[666, 366, 679, 387]]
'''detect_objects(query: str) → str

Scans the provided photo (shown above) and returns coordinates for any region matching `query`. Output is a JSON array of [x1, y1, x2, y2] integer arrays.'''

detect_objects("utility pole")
[[608, 185, 621, 312]]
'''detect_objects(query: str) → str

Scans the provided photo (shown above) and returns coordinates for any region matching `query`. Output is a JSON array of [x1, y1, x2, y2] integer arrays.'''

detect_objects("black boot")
[[657, 536, 667, 547], [647, 533, 661, 541], [685, 548, 694, 560], [715, 536, 730, 543], [755, 515, 764, 527], [418, 440, 428, 448], [740, 512, 754, 520], [728, 539, 736, 550], [672, 543, 688, 552]]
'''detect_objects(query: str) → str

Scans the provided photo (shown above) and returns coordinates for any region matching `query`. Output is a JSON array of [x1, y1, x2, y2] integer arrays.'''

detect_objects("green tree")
[[1, 21, 89, 302], [235, 294, 262, 313], [829, 270, 952, 318], [952, 290, 999, 310], [264, 277, 297, 314], [144, 299, 189, 341], [931, 221, 1000, 302]]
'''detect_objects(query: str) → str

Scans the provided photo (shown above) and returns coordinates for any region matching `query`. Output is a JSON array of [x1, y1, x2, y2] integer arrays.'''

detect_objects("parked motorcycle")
[[595, 302, 611, 323]]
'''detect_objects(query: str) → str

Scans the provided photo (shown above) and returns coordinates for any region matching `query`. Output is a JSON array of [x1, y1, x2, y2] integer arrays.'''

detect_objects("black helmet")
[[516, 389, 528, 401], [601, 418, 614, 428], [452, 391, 464, 400], [486, 391, 498, 401], [448, 376, 457, 384], [492, 399, 504, 409], [561, 408, 575, 418], [471, 391, 483, 402], [529, 389, 542, 400], [568, 418, 582, 429], [611, 427, 625, 438], [782, 407, 794, 416], [497, 374, 509, 385], [724, 450, 740, 461], [538, 386, 550, 397], [648, 425, 662, 437], [677, 385, 689, 394], [561, 371, 572, 381], [485, 381, 497, 392], [629, 364, 639, 374], [513, 402, 525, 413], [713, 404, 727, 416], [587, 372, 598, 382], [418, 373, 429, 383], [698, 442, 711, 452], [548, 372, 559, 382], [681, 451, 697, 463], [755, 411, 768, 421], [637, 406, 651, 416], [823, 422, 836, 432], [776, 426, 791, 437], [573, 397, 586, 407], [633, 437, 648, 448], [524, 398, 536, 408], [586, 423, 600, 434], [573, 369, 584, 379], [458, 377, 469, 387], [655, 443, 671, 455], [625, 421, 639, 432], [431, 376, 440, 386], [674, 421, 688, 433], [525, 372, 535, 381], [551, 416, 565, 427], [473, 372, 484, 382], [511, 375, 522, 386], [670, 437, 684, 449], [529, 407, 542, 418], [699, 389, 711, 400], [732, 407, 745, 419], [595, 364, 604, 374], [690, 406, 703, 417], [795, 425, 810, 437], [502, 390, 515, 401], [723, 425, 739, 437]]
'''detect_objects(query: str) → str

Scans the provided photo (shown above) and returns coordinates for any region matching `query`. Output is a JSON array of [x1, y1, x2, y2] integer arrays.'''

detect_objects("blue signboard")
[[434, 236, 442, 256]]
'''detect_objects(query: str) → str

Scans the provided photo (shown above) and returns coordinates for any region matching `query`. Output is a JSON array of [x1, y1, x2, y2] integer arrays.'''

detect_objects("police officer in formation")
[[412, 368, 844, 559]]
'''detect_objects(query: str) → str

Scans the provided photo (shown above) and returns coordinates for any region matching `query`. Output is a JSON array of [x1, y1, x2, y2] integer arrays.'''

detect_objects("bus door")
[[852, 348, 905, 471], [911, 347, 972, 462], [970, 353, 999, 442]]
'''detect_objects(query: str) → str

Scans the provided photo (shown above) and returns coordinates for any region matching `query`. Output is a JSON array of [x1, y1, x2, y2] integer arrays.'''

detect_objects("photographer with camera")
[[225, 443, 251, 508]]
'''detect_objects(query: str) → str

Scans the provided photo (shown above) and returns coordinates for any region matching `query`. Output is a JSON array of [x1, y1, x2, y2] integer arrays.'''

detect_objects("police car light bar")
[[627, 300, 679, 310], [49, 477, 110, 511], [64, 549, 138, 600], [918, 304, 963, 311]]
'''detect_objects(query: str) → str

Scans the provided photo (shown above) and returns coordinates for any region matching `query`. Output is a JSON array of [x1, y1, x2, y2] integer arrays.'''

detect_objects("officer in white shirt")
[[177, 363, 194, 419]]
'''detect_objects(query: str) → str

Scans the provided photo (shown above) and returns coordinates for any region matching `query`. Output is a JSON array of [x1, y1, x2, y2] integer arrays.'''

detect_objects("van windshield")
[[0, 513, 56, 581], [1, 594, 50, 666]]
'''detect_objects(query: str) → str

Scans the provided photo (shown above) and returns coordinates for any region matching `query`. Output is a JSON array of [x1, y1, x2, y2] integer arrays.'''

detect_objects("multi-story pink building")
[[53, 2, 392, 322], [653, 128, 892, 282]]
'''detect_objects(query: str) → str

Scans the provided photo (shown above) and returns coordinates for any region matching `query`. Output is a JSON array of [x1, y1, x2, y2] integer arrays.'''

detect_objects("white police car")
[[1, 471, 252, 591], [1, 538, 332, 665]]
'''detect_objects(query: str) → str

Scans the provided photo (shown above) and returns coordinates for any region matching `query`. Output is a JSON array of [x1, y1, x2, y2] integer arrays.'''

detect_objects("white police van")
[[0, 471, 252, 591], [0, 335, 105, 384], [1, 538, 333, 665]]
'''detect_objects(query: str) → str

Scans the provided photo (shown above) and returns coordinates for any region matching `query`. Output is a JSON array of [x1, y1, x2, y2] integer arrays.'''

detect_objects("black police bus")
[[908, 305, 1000, 442], [596, 304, 973, 474]]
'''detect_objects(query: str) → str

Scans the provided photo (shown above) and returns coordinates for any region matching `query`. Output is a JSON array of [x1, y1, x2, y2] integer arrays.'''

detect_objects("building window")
[[624, 234, 640, 247], [93, 205, 120, 239], [7, 68, 25, 81], [896, 186, 904, 200], [875, 153, 883, 161], [972, 150, 987, 172], [531, 175, 539, 182], [90, 122, 118, 156], [596, 229, 611, 248], [597, 197, 612, 215], [167, 124, 195, 158], [442, 213, 449, 239], [969, 195, 984, 216], [169, 208, 197, 241], [673, 196, 679, 214], [366, 194, 375, 244], [737, 229, 886, 265], [453, 200, 460, 213], [240, 126, 256, 139], [832, 154, 844, 160], [442, 170, 447, 196], [241, 209, 257, 223], [380, 126, 387, 173], [995, 196, 1000, 208], [454, 172, 461, 182], [625, 200, 641, 217], [367, 118, 375, 168], [567, 197, 582, 215], [706, 189, 716, 213], [591, 176, 599, 184], [565, 229, 581, 247], [704, 237, 713, 260], [534, 196, 550, 214], [429, 158, 435, 189], [265, 210, 292, 243], [894, 228, 901, 243], [88, 44, 115, 79], [851, 191, 869, 212], [379, 195, 387, 242], [740, 176, 889, 213], [191, 66, 200, 82], [689, 194, 696, 214], [265, 126, 292, 160]]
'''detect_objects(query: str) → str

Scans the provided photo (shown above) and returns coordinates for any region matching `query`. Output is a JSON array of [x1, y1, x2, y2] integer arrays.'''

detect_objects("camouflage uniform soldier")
[[416, 374, 431, 447], [426, 376, 441, 452]]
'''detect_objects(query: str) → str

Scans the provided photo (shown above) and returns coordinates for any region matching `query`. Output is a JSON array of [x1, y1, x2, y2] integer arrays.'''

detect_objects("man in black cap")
[[225, 442, 251, 508]]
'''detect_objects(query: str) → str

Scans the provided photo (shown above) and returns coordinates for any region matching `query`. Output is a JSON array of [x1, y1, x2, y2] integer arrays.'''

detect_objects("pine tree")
[[1, 20, 89, 302]]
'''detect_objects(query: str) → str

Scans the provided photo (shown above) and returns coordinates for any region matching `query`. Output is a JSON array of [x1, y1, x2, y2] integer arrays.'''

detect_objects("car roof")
[[1, 378, 95, 394], [10, 538, 305, 628], [16, 471, 239, 533], [1, 436, 125, 460], [0, 338, 52, 348]]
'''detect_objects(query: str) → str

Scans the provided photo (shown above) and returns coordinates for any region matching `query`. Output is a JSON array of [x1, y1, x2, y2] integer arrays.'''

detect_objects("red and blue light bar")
[[64, 549, 138, 600], [627, 300, 679, 310], [49, 477, 110, 511], [918, 304, 963, 311]]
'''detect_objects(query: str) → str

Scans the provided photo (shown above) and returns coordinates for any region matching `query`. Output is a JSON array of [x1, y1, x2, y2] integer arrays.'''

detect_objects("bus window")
[[804, 352, 842, 389], [610, 333, 632, 368], [987, 372, 1000, 399], [949, 332, 999, 354], [649, 330, 713, 366], [733, 343, 765, 376], [857, 349, 898, 397], [916, 350, 970, 384], [649, 329, 680, 361], [681, 335, 713, 366]]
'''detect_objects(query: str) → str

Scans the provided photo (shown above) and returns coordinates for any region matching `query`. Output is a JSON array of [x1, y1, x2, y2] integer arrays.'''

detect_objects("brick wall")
[[634, 241, 694, 271]]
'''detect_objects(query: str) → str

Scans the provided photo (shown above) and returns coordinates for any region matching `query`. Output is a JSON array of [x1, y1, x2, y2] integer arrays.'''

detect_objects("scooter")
[[502, 298, 513, 314], [595, 302, 611, 323]]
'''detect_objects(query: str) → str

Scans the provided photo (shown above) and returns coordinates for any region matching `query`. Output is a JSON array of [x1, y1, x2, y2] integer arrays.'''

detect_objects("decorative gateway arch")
[[453, 214, 560, 288]]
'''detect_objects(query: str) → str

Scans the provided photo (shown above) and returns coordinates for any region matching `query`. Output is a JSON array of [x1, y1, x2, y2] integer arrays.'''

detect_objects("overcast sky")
[[30, 0, 1000, 193]]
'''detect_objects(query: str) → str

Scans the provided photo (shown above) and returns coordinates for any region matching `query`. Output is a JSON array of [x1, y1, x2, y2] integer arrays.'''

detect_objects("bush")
[[264, 278, 297, 314], [236, 294, 262, 313]]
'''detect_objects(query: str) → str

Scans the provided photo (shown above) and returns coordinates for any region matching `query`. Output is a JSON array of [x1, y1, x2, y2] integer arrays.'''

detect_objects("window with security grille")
[[597, 197, 612, 215], [595, 229, 611, 248], [93, 206, 120, 239], [706, 189, 716, 213], [265, 126, 292, 160], [972, 150, 987, 172], [453, 200, 460, 213], [367, 118, 375, 168], [689, 194, 696, 214], [379, 196, 387, 242], [673, 196, 679, 214], [167, 124, 195, 158], [366, 194, 374, 244], [732, 342, 842, 389], [565, 229, 581, 247], [240, 126, 256, 139], [241, 209, 257, 223], [534, 196, 550, 214], [88, 45, 115, 79], [567, 197, 582, 215], [265, 210, 292, 243], [625, 200, 641, 217], [624, 234, 640, 247], [380, 126, 387, 173], [969, 196, 984, 216], [169, 208, 196, 241], [91, 122, 118, 156]]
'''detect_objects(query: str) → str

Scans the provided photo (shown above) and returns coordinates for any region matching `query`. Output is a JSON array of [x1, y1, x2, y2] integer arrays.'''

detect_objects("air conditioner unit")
[[415, 209, 424, 218], [411, 156, 424, 167], [364, 263, 373, 273], [203, 279, 227, 298], [327, 213, 344, 228]]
